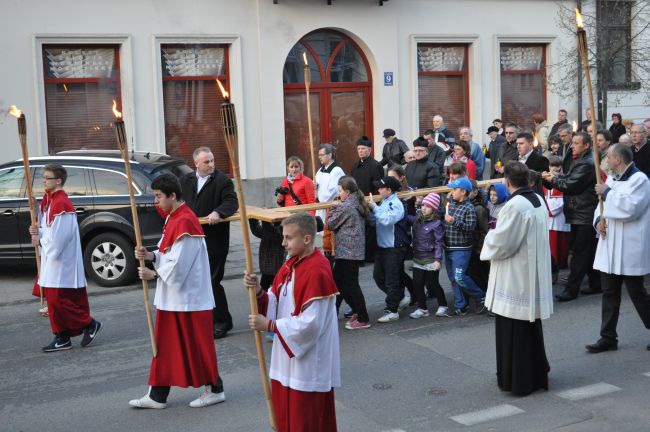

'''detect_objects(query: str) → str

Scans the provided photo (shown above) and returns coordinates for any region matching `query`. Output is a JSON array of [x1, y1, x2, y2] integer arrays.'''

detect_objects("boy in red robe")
[[245, 212, 340, 432], [129, 174, 224, 409], [29, 164, 101, 352]]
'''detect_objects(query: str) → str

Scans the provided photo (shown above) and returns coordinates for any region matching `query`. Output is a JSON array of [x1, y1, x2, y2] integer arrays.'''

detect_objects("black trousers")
[[565, 224, 601, 296], [412, 268, 447, 310], [374, 247, 407, 312], [333, 259, 369, 323], [207, 247, 233, 330], [365, 224, 377, 263], [150, 376, 224, 403], [600, 273, 650, 342]]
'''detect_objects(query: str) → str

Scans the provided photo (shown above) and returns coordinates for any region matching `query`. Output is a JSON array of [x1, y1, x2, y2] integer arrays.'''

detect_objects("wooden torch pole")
[[303, 52, 317, 179], [217, 80, 276, 430], [112, 101, 157, 357], [11, 106, 43, 305], [576, 9, 605, 221]]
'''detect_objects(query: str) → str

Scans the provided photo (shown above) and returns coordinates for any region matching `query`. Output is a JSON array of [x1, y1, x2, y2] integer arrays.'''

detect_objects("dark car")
[[0, 150, 193, 287]]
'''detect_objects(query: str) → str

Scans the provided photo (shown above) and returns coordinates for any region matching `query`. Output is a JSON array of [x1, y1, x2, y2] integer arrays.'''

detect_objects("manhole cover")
[[372, 382, 392, 390], [426, 387, 447, 396]]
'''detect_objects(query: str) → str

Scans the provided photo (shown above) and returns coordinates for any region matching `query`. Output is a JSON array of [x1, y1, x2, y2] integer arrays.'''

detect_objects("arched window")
[[283, 30, 373, 178]]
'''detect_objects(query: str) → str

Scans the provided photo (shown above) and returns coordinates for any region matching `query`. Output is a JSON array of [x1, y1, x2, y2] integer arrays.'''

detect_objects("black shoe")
[[586, 339, 618, 353], [213, 323, 232, 339], [81, 320, 102, 347], [555, 292, 578, 302], [453, 306, 468, 316], [580, 288, 602, 295], [42, 335, 72, 353]]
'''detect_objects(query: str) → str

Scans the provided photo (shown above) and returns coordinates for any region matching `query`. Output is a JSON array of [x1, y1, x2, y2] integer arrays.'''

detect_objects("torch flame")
[[575, 8, 584, 29], [112, 100, 122, 119], [302, 51, 308, 66], [9, 105, 23, 118], [572, 120, 578, 132], [534, 135, 539, 148], [216, 79, 229, 99]]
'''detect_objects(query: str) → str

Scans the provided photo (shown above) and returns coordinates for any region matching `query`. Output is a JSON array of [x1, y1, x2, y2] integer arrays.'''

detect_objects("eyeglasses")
[[43, 177, 59, 181]]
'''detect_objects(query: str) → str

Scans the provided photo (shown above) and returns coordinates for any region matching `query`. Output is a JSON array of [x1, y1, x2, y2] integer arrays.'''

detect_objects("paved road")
[[2, 261, 650, 431]]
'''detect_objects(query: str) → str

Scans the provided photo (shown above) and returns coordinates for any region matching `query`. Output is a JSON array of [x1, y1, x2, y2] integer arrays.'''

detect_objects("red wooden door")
[[283, 30, 373, 179]]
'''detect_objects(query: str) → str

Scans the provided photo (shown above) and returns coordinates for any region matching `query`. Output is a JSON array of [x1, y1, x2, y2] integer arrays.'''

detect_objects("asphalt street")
[[1, 262, 650, 432]]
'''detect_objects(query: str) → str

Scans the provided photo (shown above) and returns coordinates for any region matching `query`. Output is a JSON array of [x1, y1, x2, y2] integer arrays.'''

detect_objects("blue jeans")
[[445, 249, 485, 310]]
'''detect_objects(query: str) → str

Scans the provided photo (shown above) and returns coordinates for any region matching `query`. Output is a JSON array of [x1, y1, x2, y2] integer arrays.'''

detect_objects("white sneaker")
[[409, 308, 429, 319], [129, 395, 167, 409], [189, 390, 226, 408], [377, 310, 399, 323], [398, 294, 411, 311], [435, 306, 449, 317]]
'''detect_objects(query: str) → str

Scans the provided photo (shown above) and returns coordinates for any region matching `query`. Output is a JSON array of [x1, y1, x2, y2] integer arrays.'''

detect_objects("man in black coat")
[[493, 124, 519, 178], [549, 109, 569, 137], [486, 126, 506, 179], [350, 136, 384, 262], [542, 132, 601, 302], [380, 128, 410, 169], [516, 132, 549, 173], [630, 124, 650, 177], [350, 136, 384, 195], [180, 147, 239, 338], [405, 138, 442, 188], [423, 129, 448, 170]]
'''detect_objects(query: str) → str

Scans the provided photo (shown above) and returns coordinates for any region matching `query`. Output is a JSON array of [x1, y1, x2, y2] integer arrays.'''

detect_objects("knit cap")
[[421, 192, 441, 211]]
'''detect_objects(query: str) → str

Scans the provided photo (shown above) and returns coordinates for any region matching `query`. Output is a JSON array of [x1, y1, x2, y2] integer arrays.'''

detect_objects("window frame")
[[597, 0, 639, 90], [416, 43, 470, 133], [34, 35, 134, 156]]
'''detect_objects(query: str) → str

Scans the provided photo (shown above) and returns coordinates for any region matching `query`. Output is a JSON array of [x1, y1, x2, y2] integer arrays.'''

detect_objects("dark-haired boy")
[[130, 173, 224, 409], [29, 164, 101, 352], [245, 212, 340, 432]]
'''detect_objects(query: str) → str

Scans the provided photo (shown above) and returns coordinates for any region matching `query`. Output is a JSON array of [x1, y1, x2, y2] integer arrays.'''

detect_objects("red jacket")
[[277, 173, 316, 208]]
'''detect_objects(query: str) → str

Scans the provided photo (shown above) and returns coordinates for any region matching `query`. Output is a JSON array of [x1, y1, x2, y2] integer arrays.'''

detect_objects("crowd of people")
[[26, 111, 650, 429]]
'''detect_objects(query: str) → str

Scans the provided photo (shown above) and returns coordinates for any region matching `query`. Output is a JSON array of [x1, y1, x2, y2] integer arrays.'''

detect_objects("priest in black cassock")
[[480, 162, 553, 396]]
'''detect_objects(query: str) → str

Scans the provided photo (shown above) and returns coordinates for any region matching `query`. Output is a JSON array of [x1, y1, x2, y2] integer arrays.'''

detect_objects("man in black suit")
[[180, 147, 238, 339], [516, 132, 549, 173]]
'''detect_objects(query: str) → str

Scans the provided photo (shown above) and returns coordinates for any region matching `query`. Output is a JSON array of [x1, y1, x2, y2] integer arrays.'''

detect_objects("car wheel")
[[83, 232, 137, 287]]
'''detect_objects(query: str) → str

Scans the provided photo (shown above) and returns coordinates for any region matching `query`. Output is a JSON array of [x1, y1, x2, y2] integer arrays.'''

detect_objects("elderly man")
[[517, 132, 549, 173], [481, 161, 553, 396], [630, 124, 650, 177], [586, 144, 650, 353], [494, 123, 520, 178], [619, 134, 631, 146], [550, 109, 569, 137], [405, 137, 442, 188], [350, 136, 383, 195], [557, 123, 574, 152], [486, 126, 506, 179], [459, 126, 486, 179], [542, 132, 601, 302], [380, 128, 409, 169], [580, 107, 593, 132], [181, 147, 238, 339], [431, 115, 456, 147]]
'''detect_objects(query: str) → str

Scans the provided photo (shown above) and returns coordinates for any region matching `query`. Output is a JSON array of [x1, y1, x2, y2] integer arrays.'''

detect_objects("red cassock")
[[38, 190, 92, 335], [147, 203, 219, 388]]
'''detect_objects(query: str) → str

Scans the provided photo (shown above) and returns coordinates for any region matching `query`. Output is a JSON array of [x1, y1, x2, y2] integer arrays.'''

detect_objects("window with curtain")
[[500, 44, 546, 129], [161, 44, 230, 172], [417, 44, 469, 135], [43, 45, 121, 153]]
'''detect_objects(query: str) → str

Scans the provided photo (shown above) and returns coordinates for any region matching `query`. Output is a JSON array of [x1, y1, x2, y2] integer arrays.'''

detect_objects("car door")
[[21, 166, 93, 261], [0, 166, 25, 262]]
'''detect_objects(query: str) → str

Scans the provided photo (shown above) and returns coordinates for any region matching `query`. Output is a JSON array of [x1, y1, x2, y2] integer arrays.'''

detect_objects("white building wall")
[[1, 0, 604, 197]]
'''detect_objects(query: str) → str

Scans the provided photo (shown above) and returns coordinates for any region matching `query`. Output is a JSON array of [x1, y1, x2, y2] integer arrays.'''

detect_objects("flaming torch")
[[302, 52, 317, 178], [111, 101, 157, 357], [10, 105, 43, 305], [575, 8, 605, 223], [216, 79, 276, 430]]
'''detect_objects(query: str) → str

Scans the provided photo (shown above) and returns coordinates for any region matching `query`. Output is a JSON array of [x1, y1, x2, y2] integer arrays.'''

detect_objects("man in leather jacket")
[[542, 132, 601, 301]]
